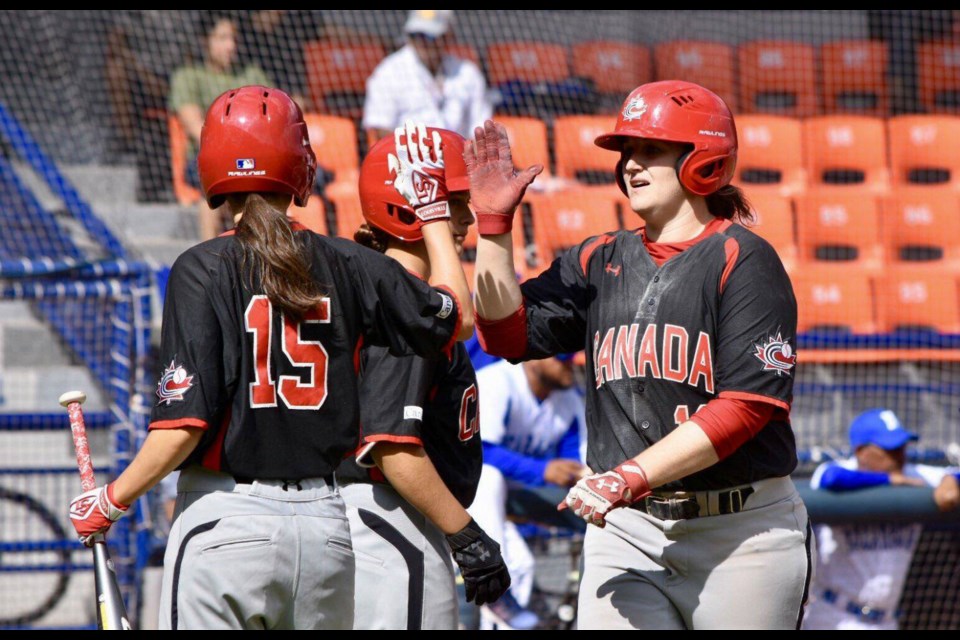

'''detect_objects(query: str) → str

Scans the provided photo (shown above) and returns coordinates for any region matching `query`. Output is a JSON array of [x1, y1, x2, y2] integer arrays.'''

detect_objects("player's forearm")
[[475, 233, 523, 321], [177, 104, 204, 143], [422, 222, 474, 340], [632, 421, 720, 489], [111, 428, 204, 506], [373, 443, 472, 535]]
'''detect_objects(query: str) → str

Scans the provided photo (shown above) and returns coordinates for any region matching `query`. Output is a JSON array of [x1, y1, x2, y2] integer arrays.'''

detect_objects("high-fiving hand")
[[560, 461, 652, 528], [390, 121, 452, 225], [464, 120, 543, 236]]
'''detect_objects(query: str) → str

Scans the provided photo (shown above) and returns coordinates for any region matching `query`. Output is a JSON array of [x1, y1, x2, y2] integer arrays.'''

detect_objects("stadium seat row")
[[304, 38, 960, 118], [171, 112, 960, 207]]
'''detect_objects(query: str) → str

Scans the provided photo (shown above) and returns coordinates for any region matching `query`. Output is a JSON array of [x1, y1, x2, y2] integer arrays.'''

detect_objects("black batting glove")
[[446, 519, 511, 605]]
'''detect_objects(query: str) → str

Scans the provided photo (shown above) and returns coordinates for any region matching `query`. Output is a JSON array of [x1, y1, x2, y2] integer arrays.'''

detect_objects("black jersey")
[[337, 342, 482, 508], [516, 219, 798, 490], [149, 229, 461, 480]]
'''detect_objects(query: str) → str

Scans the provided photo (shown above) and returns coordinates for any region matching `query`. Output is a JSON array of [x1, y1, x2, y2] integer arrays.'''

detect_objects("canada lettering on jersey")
[[592, 323, 714, 393]]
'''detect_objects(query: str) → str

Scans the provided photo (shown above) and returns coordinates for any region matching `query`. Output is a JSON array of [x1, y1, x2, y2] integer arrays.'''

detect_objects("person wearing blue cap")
[[467, 356, 588, 629], [804, 409, 960, 629]]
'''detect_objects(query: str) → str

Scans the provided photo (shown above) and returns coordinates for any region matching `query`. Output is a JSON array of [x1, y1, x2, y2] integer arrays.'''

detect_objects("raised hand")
[[390, 120, 451, 225], [464, 120, 543, 235]]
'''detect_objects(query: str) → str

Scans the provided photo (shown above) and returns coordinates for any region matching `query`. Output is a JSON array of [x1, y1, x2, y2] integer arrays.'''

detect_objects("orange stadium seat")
[[497, 116, 552, 176], [888, 115, 960, 190], [739, 41, 818, 117], [529, 187, 622, 268], [168, 115, 201, 206], [742, 193, 797, 272], [733, 115, 806, 197], [653, 41, 737, 111], [795, 191, 883, 272], [327, 186, 364, 240], [553, 115, 619, 184], [486, 42, 570, 85], [875, 267, 960, 333], [791, 266, 877, 334], [572, 41, 652, 96], [820, 40, 889, 116], [304, 114, 360, 183], [289, 198, 328, 236], [802, 116, 890, 194], [882, 188, 960, 271], [918, 41, 960, 113], [304, 40, 386, 118], [445, 43, 480, 65]]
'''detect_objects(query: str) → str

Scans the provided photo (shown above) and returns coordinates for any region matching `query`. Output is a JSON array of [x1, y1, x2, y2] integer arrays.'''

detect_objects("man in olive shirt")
[[169, 11, 270, 240]]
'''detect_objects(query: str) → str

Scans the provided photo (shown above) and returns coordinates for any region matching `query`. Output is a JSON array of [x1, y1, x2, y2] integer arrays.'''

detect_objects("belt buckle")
[[644, 495, 699, 520], [728, 488, 743, 513]]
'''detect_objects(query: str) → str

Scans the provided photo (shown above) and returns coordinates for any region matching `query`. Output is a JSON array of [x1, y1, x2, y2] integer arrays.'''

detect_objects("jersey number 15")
[[245, 295, 331, 410]]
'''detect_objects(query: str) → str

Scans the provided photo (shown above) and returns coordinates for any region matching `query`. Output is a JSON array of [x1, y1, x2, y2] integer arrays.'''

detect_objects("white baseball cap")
[[405, 10, 453, 38]]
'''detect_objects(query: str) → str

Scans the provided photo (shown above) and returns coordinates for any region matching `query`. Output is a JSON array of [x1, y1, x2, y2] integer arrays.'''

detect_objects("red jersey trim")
[[719, 237, 740, 295], [149, 417, 209, 431], [476, 303, 528, 360], [579, 233, 617, 276], [718, 390, 791, 412], [435, 284, 463, 359], [363, 434, 425, 447], [201, 407, 232, 471]]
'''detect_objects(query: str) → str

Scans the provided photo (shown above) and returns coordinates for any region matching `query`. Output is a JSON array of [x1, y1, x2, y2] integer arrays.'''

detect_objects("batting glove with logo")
[[561, 461, 652, 528], [446, 519, 511, 605], [69, 483, 128, 546], [464, 120, 543, 235], [390, 120, 451, 225]]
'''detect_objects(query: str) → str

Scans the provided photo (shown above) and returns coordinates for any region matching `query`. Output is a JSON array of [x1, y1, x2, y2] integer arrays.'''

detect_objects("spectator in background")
[[804, 409, 960, 630], [169, 11, 269, 240], [468, 355, 588, 630], [104, 11, 197, 201], [236, 10, 325, 109], [363, 10, 493, 142]]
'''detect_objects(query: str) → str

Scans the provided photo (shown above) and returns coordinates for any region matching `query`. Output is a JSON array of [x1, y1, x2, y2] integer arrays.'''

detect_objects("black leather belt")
[[632, 486, 755, 520]]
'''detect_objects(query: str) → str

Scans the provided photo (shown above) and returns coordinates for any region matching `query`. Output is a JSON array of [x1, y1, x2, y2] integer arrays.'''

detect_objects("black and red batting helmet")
[[595, 80, 737, 197], [358, 128, 469, 242], [198, 85, 317, 208]]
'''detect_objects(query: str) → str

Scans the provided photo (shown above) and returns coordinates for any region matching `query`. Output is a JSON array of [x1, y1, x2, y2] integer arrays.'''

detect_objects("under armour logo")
[[605, 263, 621, 277], [595, 479, 620, 492], [479, 548, 491, 562]]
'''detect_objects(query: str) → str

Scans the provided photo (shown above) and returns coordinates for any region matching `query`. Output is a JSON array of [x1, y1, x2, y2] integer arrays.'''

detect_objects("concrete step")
[[0, 366, 107, 412], [135, 238, 197, 267], [0, 321, 72, 367], [94, 202, 198, 241], [61, 165, 138, 207]]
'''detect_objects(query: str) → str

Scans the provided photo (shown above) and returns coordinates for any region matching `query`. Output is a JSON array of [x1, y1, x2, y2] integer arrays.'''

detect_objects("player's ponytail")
[[233, 193, 325, 321], [706, 184, 755, 225], [353, 223, 391, 253]]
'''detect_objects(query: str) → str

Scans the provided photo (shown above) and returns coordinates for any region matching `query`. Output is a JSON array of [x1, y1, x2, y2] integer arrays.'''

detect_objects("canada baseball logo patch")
[[156, 359, 194, 405], [753, 332, 796, 376], [622, 96, 648, 121]]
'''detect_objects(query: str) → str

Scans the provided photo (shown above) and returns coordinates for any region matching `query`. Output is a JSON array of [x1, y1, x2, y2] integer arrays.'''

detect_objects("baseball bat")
[[60, 390, 132, 631]]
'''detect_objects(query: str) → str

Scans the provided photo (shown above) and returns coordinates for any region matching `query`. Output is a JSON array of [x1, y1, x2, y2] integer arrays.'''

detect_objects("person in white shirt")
[[468, 355, 588, 629], [362, 10, 493, 142], [804, 408, 960, 630]]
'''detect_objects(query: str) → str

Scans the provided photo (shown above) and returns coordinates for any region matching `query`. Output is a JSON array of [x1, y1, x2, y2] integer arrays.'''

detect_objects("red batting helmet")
[[358, 128, 469, 242], [198, 86, 317, 208], [594, 80, 737, 197]]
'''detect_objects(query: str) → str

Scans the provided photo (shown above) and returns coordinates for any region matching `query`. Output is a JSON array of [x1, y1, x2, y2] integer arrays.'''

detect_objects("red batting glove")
[[69, 483, 128, 546], [560, 461, 651, 528], [464, 120, 542, 235], [390, 121, 452, 227]]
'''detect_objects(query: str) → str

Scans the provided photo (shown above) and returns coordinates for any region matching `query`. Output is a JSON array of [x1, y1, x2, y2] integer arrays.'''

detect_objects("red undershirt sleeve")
[[689, 397, 776, 461]]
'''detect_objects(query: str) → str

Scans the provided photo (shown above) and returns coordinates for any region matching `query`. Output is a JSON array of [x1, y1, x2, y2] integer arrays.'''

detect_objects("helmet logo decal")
[[753, 332, 796, 377], [622, 96, 648, 121], [236, 158, 255, 170]]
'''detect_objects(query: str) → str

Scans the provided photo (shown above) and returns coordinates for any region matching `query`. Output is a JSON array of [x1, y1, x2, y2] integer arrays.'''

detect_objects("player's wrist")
[[612, 461, 652, 504], [476, 211, 515, 236], [103, 483, 129, 518], [415, 200, 451, 224]]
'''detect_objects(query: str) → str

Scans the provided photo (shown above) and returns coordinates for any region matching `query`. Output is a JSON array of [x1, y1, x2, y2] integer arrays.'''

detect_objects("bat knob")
[[59, 390, 87, 407]]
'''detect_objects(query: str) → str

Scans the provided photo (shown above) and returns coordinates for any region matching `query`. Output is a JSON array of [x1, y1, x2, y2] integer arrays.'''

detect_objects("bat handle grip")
[[65, 400, 97, 492]]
